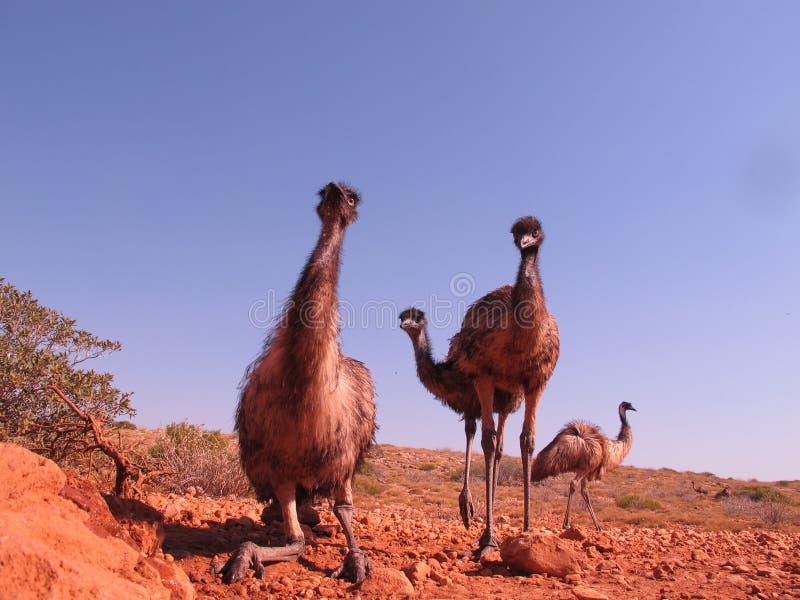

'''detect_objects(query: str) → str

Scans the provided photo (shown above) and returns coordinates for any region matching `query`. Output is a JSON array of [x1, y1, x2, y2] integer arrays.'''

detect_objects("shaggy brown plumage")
[[532, 402, 636, 531], [445, 216, 560, 555], [398, 307, 523, 529], [216, 182, 376, 584]]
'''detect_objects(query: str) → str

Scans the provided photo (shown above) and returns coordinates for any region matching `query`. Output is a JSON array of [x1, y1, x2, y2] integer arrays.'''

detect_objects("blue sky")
[[2, 2, 798, 481]]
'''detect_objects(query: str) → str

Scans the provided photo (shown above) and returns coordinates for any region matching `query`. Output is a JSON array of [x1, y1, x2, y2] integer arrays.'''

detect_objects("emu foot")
[[213, 539, 305, 583], [472, 530, 500, 560], [459, 488, 476, 529], [330, 549, 373, 584]]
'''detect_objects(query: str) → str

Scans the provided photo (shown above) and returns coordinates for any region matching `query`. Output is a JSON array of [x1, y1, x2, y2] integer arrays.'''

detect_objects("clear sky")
[[2, 2, 798, 481]]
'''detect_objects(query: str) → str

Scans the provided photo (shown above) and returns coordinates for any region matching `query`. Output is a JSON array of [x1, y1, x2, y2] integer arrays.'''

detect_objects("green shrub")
[[615, 494, 662, 511], [736, 485, 789, 504], [147, 421, 250, 498], [354, 475, 383, 496], [419, 463, 436, 471]]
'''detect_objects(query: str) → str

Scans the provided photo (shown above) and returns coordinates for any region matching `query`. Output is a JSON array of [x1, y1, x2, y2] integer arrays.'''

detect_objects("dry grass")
[[352, 445, 800, 532], [75, 431, 800, 532]]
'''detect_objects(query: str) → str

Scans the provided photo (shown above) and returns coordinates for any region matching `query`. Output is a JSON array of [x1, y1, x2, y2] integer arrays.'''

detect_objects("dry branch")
[[49, 383, 136, 497]]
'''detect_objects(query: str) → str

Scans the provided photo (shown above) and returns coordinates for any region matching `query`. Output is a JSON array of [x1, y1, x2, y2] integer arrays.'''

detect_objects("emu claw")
[[458, 488, 476, 529], [213, 541, 261, 583], [330, 550, 373, 584], [472, 531, 500, 560], [214, 540, 304, 584]]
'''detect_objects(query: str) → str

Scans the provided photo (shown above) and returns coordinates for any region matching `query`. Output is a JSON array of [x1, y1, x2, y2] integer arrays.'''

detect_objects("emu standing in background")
[[446, 217, 560, 556], [398, 307, 522, 529], [216, 183, 376, 584], [531, 402, 636, 531]]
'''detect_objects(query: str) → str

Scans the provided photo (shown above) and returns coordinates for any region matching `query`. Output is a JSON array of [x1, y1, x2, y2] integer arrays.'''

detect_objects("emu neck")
[[616, 412, 633, 448], [410, 327, 442, 395], [511, 249, 546, 340], [280, 218, 346, 378]]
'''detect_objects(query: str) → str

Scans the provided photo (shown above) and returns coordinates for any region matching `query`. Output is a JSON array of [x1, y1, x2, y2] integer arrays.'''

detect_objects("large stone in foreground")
[[0, 443, 193, 600], [356, 566, 415, 597], [500, 532, 581, 578]]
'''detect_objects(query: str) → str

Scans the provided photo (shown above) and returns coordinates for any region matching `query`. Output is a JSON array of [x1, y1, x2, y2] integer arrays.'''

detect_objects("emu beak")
[[519, 234, 536, 249], [400, 319, 413, 329], [629, 406, 637, 411]]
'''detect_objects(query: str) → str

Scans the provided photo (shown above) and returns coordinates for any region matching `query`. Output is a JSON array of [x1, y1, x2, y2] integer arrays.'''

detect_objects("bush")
[[736, 485, 789, 504], [147, 422, 251, 498], [0, 278, 133, 465], [469, 456, 525, 486], [615, 494, 662, 511], [722, 495, 790, 527], [419, 463, 436, 471], [354, 474, 383, 496]]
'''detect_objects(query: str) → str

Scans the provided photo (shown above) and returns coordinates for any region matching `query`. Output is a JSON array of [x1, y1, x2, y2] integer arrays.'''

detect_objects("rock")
[[479, 549, 503, 566], [573, 586, 610, 600], [430, 570, 452, 585], [104, 494, 166, 557], [500, 533, 581, 578], [0, 443, 194, 600], [691, 549, 710, 562], [561, 527, 588, 542], [313, 524, 340, 538], [356, 567, 415, 597], [403, 561, 431, 585]]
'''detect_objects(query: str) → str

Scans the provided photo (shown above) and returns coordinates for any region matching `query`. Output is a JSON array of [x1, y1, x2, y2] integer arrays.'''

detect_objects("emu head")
[[511, 216, 544, 253], [399, 307, 426, 338], [317, 182, 361, 227]]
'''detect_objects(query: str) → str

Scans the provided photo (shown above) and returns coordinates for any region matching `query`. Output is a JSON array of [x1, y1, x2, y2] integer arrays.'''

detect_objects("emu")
[[398, 307, 522, 529], [532, 402, 636, 531], [216, 183, 376, 584], [446, 217, 560, 556]]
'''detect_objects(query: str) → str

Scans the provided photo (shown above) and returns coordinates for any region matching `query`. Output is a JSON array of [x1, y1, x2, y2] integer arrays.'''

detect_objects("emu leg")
[[215, 483, 305, 583], [521, 388, 543, 531], [491, 412, 508, 508], [474, 427, 499, 557], [580, 479, 602, 531], [329, 482, 373, 583], [563, 479, 578, 529], [474, 378, 499, 558], [459, 417, 477, 529]]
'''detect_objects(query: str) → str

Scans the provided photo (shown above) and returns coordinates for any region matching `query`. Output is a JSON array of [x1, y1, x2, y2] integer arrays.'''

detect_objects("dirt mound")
[[0, 443, 193, 600]]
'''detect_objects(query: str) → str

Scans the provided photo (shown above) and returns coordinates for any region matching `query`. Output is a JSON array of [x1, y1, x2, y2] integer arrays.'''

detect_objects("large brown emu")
[[531, 402, 636, 531], [446, 216, 560, 556], [398, 307, 522, 529], [216, 183, 376, 584]]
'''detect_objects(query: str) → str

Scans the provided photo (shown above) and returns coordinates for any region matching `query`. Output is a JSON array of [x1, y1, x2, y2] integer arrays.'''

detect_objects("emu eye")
[[347, 197, 355, 207]]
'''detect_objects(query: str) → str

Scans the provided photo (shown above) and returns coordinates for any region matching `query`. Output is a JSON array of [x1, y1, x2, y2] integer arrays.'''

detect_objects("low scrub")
[[147, 422, 251, 498], [615, 493, 663, 511], [736, 485, 789, 504]]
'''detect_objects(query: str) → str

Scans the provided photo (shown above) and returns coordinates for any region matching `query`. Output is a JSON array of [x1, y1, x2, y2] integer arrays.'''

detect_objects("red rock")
[[0, 443, 194, 600], [356, 567, 414, 597], [572, 586, 610, 600], [561, 527, 588, 542], [403, 560, 431, 585], [500, 533, 581, 578], [104, 494, 166, 557]]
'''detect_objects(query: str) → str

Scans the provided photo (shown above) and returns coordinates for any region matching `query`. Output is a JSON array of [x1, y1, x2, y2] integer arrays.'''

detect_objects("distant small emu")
[[531, 402, 636, 531]]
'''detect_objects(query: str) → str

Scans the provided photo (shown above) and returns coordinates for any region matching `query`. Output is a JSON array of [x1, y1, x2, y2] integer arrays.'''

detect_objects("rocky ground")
[[3, 441, 800, 599], [150, 492, 800, 600]]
